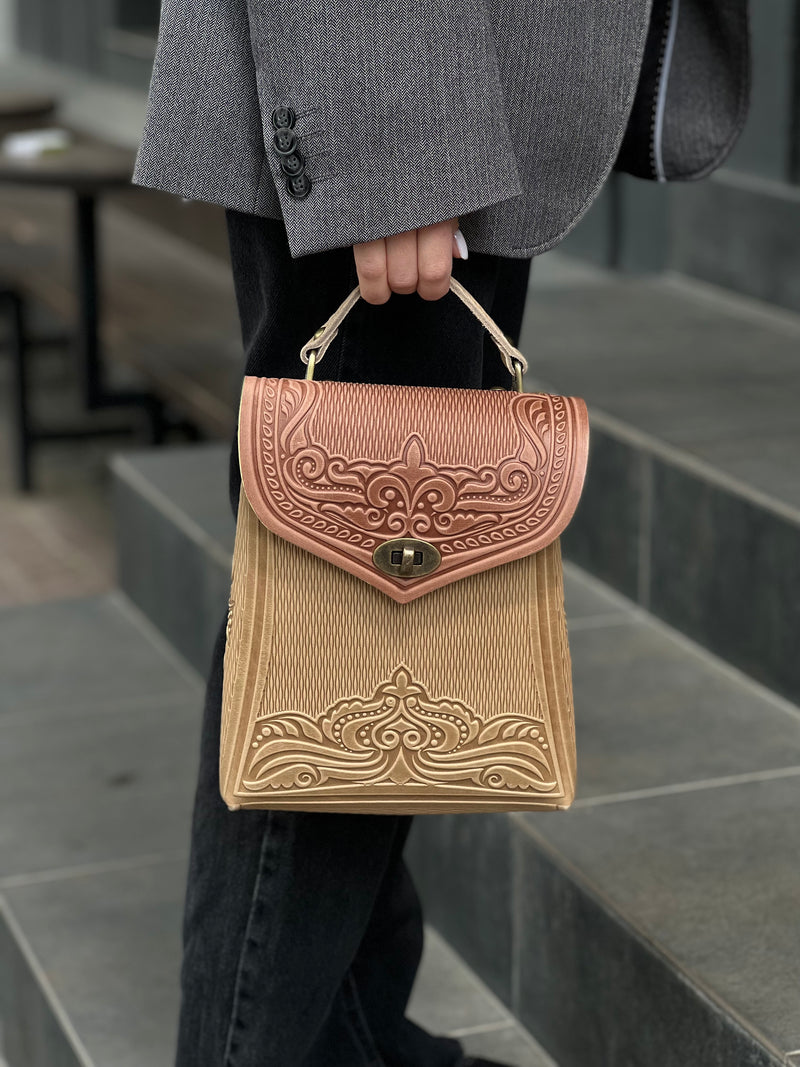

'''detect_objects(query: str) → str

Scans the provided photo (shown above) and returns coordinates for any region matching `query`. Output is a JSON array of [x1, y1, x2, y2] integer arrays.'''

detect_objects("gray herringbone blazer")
[[133, 0, 749, 259]]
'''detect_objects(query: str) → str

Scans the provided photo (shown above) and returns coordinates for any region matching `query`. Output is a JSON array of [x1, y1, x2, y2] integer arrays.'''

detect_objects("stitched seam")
[[341, 970, 386, 1067], [302, 147, 332, 162], [288, 96, 336, 192], [271, 159, 337, 188], [265, 96, 335, 192], [652, 0, 680, 181], [222, 810, 275, 1065]]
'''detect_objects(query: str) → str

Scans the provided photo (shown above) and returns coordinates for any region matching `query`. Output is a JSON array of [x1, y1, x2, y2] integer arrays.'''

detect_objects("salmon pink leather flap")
[[238, 377, 589, 604]]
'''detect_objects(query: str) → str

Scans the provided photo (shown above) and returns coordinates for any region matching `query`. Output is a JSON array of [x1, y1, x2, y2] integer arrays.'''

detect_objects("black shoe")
[[462, 1059, 513, 1067]]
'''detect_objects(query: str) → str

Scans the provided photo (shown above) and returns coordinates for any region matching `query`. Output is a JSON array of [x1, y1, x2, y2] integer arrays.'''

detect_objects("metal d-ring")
[[512, 358, 524, 393], [304, 326, 326, 380]]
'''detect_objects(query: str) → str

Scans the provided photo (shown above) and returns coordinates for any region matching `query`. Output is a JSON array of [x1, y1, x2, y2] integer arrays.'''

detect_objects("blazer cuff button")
[[286, 173, 312, 200], [280, 152, 305, 177], [271, 106, 296, 130], [273, 128, 297, 155]]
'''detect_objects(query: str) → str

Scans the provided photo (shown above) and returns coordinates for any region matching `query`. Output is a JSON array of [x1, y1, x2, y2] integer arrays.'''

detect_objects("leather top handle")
[[299, 277, 529, 383]]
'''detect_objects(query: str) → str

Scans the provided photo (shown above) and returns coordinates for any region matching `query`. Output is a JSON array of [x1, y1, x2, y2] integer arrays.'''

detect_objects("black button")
[[280, 152, 305, 177], [273, 128, 297, 156], [286, 173, 312, 200], [271, 106, 296, 130]]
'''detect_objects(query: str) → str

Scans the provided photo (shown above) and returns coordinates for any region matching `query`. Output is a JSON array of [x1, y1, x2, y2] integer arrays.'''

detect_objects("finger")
[[386, 229, 419, 295], [354, 239, 390, 304], [416, 220, 453, 301]]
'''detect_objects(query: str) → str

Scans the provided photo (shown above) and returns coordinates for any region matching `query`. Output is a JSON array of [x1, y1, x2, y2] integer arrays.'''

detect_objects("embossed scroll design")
[[258, 379, 572, 560], [240, 665, 560, 796]]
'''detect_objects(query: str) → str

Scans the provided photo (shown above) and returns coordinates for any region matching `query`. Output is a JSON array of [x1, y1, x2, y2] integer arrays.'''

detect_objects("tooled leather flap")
[[238, 377, 589, 604]]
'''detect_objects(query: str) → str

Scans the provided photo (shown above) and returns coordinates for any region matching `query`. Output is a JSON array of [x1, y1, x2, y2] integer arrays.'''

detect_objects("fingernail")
[[453, 228, 469, 260]]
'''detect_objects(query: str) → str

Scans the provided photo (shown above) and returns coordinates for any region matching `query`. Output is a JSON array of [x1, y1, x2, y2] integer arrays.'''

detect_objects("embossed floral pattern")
[[260, 379, 568, 553], [240, 375, 587, 600], [241, 665, 560, 797]]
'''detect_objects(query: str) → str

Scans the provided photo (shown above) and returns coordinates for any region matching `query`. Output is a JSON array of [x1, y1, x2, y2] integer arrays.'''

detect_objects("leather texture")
[[222, 280, 587, 813]]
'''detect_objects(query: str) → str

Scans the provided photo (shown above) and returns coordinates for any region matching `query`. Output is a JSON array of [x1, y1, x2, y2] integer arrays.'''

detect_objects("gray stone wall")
[[0, 0, 13, 58]]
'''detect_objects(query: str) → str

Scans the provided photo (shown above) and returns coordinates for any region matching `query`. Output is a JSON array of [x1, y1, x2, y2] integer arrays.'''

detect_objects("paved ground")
[[0, 300, 120, 606]]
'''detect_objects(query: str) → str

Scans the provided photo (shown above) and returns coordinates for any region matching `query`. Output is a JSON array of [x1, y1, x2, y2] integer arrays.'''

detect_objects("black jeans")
[[175, 211, 532, 1067]]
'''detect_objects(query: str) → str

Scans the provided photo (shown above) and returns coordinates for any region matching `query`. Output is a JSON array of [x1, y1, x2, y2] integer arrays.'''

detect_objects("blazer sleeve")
[[245, 0, 523, 257]]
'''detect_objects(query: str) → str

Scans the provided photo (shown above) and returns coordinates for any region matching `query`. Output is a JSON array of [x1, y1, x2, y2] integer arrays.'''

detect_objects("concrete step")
[[526, 253, 800, 706], [110, 444, 800, 1067], [0, 593, 553, 1067], [0, 593, 202, 1067]]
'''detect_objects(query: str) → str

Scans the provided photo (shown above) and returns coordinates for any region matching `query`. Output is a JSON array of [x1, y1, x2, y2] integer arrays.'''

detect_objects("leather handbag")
[[220, 279, 589, 814]]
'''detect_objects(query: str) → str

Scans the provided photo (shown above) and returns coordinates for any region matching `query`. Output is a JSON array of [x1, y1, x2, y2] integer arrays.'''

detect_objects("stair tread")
[[111, 443, 235, 560], [0, 595, 201, 886], [522, 774, 800, 1060], [526, 256, 800, 517], [0, 594, 196, 720], [2, 857, 552, 1067], [522, 256, 800, 710]]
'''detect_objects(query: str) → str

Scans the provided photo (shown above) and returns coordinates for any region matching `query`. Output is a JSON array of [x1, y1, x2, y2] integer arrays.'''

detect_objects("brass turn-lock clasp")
[[373, 538, 441, 578]]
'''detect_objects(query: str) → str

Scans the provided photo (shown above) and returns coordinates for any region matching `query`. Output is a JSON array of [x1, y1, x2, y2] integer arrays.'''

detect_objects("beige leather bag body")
[[220, 279, 589, 815]]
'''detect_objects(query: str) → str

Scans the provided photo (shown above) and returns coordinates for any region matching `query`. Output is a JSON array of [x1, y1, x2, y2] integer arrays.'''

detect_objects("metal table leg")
[[72, 191, 166, 437], [74, 192, 103, 408], [3, 288, 32, 491]]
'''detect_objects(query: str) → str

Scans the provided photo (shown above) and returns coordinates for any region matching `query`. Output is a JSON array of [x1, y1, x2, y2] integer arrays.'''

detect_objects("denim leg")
[[301, 820, 463, 1067], [348, 823, 464, 1067]]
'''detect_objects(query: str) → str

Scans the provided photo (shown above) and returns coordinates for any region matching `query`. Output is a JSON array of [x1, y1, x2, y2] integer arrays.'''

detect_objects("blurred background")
[[0, 4, 799, 1067]]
